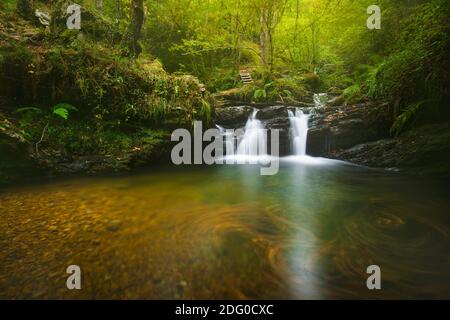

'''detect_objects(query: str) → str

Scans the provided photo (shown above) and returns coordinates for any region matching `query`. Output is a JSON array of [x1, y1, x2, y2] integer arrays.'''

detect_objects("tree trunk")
[[259, 8, 267, 66], [233, 0, 241, 72], [311, 22, 318, 72], [115, 0, 122, 20], [129, 0, 144, 57], [17, 0, 34, 20]]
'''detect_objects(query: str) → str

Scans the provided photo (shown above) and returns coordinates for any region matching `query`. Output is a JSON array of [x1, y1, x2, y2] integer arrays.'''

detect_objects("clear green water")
[[0, 158, 449, 299]]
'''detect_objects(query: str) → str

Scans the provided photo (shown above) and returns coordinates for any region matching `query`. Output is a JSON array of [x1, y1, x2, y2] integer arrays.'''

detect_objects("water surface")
[[1, 159, 449, 299]]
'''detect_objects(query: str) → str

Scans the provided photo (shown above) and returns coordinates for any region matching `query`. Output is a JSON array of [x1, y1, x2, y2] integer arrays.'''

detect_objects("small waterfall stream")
[[288, 109, 310, 156], [216, 104, 316, 159], [236, 110, 267, 156], [313, 93, 328, 108]]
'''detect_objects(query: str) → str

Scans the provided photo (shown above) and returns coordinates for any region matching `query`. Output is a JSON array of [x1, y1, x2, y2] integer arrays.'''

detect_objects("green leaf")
[[53, 103, 78, 112], [53, 107, 69, 120], [253, 89, 266, 99], [15, 107, 42, 114], [283, 90, 293, 97], [390, 102, 424, 137], [51, 103, 77, 120]]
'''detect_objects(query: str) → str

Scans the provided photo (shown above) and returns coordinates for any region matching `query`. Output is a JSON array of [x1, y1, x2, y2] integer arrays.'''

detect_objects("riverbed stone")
[[106, 219, 122, 232]]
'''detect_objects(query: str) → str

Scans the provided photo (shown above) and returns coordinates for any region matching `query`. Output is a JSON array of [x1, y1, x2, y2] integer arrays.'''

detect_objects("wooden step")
[[239, 70, 253, 84]]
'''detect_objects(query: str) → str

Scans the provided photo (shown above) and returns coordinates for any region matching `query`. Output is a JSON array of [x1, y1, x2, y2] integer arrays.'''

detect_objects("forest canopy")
[[144, 0, 449, 132]]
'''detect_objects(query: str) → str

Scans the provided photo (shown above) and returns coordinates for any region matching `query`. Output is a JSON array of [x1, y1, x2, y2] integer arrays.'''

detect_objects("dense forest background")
[[0, 0, 449, 182]]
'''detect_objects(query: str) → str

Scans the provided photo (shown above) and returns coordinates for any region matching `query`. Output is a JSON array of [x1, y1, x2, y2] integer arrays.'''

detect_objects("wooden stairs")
[[239, 70, 253, 84]]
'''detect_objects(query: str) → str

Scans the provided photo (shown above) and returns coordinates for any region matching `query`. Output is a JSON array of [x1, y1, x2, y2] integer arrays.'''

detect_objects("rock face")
[[255, 106, 291, 155], [328, 123, 450, 175], [307, 102, 392, 156]]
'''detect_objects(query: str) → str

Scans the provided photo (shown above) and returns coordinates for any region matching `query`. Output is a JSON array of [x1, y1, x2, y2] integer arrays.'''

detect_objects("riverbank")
[[0, 5, 212, 185]]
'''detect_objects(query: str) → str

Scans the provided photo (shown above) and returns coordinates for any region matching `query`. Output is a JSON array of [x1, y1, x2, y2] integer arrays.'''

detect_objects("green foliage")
[[200, 99, 212, 125], [302, 73, 321, 92], [46, 121, 168, 157], [391, 102, 424, 137], [343, 84, 364, 104], [366, 0, 450, 121], [1, 42, 211, 128], [1, 0, 16, 12], [52, 103, 78, 120], [15, 107, 42, 114], [253, 88, 267, 100]]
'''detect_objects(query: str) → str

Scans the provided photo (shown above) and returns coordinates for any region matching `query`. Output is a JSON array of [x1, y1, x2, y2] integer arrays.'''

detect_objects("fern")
[[253, 89, 266, 100], [15, 107, 43, 114], [52, 103, 78, 120], [200, 99, 211, 124], [390, 102, 424, 137]]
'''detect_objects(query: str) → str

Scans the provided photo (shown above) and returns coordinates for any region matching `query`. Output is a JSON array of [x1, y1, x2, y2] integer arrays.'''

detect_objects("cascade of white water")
[[313, 93, 328, 109], [216, 124, 235, 156], [288, 109, 310, 156], [236, 109, 267, 156]]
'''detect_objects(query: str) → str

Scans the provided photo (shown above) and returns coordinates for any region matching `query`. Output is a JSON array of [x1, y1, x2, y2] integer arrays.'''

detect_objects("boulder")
[[255, 105, 287, 120], [214, 106, 253, 129]]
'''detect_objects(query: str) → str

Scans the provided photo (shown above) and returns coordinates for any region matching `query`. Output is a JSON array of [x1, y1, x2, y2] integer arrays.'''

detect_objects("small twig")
[[35, 121, 49, 155]]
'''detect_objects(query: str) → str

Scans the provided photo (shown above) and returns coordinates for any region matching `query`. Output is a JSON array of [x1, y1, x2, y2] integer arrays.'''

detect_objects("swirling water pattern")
[[0, 161, 449, 299]]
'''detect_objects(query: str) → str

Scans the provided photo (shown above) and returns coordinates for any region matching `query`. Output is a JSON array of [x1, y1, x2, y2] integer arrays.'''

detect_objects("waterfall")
[[313, 93, 328, 109], [216, 124, 235, 156], [236, 109, 267, 156], [288, 109, 310, 156]]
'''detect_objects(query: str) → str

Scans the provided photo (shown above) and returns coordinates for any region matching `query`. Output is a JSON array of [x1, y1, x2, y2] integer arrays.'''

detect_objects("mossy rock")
[[50, 1, 120, 42], [303, 73, 321, 92]]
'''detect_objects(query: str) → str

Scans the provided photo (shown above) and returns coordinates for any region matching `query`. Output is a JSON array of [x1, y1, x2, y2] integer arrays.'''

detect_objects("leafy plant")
[[52, 103, 78, 120], [391, 102, 424, 137], [343, 83, 363, 104], [253, 82, 273, 101]]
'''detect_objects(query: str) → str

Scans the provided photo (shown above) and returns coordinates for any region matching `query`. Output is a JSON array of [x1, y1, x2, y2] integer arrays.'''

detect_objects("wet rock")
[[260, 116, 291, 156], [307, 102, 392, 156], [176, 280, 188, 296], [328, 122, 450, 175], [255, 106, 287, 120], [106, 220, 121, 232], [179, 280, 188, 287], [214, 106, 253, 128]]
